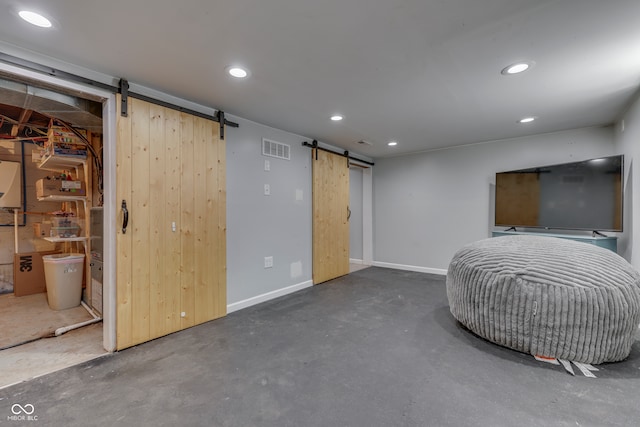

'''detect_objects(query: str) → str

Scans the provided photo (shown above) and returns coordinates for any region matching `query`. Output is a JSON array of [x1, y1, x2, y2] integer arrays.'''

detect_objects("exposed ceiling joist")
[[10, 108, 33, 137]]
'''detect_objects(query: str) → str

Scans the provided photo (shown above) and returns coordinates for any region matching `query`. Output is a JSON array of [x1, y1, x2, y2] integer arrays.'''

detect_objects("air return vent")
[[262, 138, 290, 160]]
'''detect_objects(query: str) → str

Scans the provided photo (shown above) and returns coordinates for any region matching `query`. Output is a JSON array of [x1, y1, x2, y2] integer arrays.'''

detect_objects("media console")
[[491, 230, 618, 253]]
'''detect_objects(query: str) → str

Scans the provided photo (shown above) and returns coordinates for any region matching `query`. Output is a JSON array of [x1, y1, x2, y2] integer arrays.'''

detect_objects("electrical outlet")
[[264, 256, 273, 268], [264, 184, 271, 195], [264, 160, 271, 171]]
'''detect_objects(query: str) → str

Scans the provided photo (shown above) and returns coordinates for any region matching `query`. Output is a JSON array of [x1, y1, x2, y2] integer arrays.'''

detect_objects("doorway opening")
[[0, 64, 116, 388], [349, 161, 372, 273]]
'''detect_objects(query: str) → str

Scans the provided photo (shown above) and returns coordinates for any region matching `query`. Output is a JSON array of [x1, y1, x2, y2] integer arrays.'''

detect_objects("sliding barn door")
[[312, 148, 350, 284], [116, 95, 226, 350]]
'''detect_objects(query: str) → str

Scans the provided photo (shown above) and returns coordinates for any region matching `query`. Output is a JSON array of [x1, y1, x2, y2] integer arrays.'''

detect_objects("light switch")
[[264, 160, 271, 171]]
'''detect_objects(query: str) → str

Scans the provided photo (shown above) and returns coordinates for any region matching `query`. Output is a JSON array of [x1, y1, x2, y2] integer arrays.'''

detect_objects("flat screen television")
[[494, 155, 623, 232]]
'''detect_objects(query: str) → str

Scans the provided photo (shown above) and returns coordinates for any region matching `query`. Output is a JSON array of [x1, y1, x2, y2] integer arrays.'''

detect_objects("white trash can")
[[43, 253, 85, 310]]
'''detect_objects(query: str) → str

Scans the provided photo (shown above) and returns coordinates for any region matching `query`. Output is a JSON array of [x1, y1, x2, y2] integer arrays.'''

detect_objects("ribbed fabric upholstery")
[[446, 235, 640, 364]]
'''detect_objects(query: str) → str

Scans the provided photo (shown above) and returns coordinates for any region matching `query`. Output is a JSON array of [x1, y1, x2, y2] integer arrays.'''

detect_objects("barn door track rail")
[[302, 140, 374, 166]]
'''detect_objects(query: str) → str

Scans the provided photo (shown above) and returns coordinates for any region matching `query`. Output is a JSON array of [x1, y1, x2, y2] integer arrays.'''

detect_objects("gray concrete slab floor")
[[1, 267, 639, 426]]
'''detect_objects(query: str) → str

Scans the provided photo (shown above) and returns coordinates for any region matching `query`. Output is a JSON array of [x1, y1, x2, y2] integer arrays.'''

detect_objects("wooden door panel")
[[130, 98, 151, 344], [148, 103, 168, 339], [116, 96, 134, 349], [116, 95, 226, 350], [312, 149, 350, 284]]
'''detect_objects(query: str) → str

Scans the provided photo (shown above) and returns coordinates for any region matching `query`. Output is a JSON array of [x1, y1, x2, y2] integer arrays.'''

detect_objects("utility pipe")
[[54, 301, 102, 336]]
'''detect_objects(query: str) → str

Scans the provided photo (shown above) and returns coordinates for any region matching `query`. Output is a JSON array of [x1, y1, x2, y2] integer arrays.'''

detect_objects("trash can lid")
[[43, 253, 85, 262]]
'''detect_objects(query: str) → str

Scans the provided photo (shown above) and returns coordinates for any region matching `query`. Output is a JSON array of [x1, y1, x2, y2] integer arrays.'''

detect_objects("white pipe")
[[54, 317, 101, 336], [81, 300, 101, 320], [14, 209, 19, 254], [54, 301, 102, 336]]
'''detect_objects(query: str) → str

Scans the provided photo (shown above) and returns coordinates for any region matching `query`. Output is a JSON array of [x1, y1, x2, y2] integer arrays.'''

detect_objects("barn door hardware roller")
[[120, 79, 129, 117], [215, 110, 239, 140]]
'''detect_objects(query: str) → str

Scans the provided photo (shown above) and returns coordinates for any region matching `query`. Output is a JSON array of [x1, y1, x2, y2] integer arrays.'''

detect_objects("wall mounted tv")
[[495, 155, 623, 232]]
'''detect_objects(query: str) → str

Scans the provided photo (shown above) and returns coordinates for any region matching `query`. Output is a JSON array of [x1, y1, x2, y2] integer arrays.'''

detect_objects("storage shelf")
[[38, 195, 87, 202], [38, 154, 86, 172], [43, 236, 87, 243]]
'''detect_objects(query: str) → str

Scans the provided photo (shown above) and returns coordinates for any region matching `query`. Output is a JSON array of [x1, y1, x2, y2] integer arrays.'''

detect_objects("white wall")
[[614, 90, 640, 269], [225, 115, 313, 309], [373, 126, 618, 272]]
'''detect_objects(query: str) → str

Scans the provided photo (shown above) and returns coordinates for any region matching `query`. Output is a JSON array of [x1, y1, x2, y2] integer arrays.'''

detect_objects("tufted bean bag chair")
[[446, 235, 640, 364]]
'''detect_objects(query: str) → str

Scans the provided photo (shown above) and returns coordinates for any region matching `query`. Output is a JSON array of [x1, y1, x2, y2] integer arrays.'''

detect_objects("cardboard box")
[[13, 251, 61, 297], [33, 222, 53, 238], [36, 178, 86, 198]]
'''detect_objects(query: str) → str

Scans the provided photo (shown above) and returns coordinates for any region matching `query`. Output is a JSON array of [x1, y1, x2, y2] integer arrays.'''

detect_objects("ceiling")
[[0, 0, 639, 158]]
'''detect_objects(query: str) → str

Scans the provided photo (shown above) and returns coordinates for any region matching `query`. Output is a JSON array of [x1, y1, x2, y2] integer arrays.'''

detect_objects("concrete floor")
[[1, 267, 639, 426]]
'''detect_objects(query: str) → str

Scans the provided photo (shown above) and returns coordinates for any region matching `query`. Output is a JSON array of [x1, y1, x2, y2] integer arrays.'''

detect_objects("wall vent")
[[262, 138, 290, 160]]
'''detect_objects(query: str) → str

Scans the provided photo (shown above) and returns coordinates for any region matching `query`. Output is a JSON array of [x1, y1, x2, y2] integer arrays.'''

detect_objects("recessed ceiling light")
[[227, 66, 248, 78], [388, 141, 398, 146], [19, 10, 52, 28], [330, 115, 343, 121], [518, 116, 536, 123], [501, 62, 531, 75]]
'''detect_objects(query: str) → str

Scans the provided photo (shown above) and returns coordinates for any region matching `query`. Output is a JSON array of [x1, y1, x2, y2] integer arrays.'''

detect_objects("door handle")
[[347, 206, 351, 221], [122, 199, 129, 234]]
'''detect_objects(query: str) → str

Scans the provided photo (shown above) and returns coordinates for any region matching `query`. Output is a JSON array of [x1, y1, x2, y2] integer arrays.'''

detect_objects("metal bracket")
[[215, 110, 240, 140], [119, 79, 129, 117], [216, 110, 226, 140]]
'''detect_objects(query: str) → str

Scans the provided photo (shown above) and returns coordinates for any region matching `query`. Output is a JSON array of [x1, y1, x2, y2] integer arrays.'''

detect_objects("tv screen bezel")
[[494, 154, 624, 232]]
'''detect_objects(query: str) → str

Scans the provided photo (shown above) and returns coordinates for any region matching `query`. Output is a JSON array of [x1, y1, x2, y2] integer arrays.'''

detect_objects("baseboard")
[[349, 258, 364, 265], [227, 280, 314, 314], [371, 261, 447, 276]]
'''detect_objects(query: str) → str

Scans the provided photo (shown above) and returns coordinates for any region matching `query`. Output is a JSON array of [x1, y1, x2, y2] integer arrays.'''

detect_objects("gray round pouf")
[[446, 235, 640, 364]]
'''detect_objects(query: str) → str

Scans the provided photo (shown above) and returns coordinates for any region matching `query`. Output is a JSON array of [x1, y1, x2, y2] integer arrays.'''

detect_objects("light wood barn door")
[[116, 96, 226, 350], [312, 148, 350, 284]]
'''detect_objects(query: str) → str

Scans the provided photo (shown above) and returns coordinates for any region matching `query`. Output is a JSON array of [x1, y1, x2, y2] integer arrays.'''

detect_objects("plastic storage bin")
[[50, 217, 81, 238], [43, 253, 85, 310]]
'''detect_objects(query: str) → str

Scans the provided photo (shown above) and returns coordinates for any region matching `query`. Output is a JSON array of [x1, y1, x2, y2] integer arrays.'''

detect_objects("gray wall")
[[614, 89, 640, 268], [373, 126, 617, 271], [226, 115, 312, 305], [349, 167, 364, 260]]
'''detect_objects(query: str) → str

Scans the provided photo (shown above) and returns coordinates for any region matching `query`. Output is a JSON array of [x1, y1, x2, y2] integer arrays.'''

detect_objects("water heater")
[[0, 160, 22, 208]]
